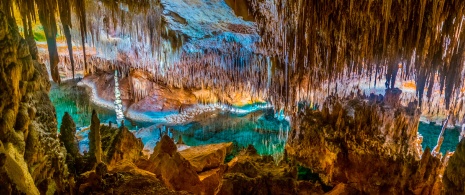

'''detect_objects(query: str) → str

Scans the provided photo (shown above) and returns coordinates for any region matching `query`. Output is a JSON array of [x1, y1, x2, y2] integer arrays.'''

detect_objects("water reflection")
[[50, 80, 290, 156]]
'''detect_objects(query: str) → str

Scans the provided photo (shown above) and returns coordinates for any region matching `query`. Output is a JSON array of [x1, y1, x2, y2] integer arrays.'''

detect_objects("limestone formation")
[[138, 135, 204, 194], [176, 135, 185, 145], [286, 95, 444, 193], [4, 0, 465, 194], [76, 162, 183, 195], [89, 110, 102, 164], [179, 142, 233, 172], [59, 112, 81, 175], [0, 10, 69, 194], [444, 139, 465, 193], [218, 145, 324, 194], [105, 126, 144, 166], [59, 112, 79, 157]]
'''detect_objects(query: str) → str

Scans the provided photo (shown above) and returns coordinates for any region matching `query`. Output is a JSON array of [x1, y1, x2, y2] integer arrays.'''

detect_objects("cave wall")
[[0, 11, 69, 194]]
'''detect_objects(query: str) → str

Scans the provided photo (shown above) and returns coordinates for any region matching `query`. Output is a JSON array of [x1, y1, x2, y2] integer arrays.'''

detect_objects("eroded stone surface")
[[104, 126, 144, 167], [286, 95, 444, 194], [0, 12, 69, 194], [444, 139, 465, 193], [179, 142, 233, 172], [218, 146, 324, 195], [138, 135, 204, 194]]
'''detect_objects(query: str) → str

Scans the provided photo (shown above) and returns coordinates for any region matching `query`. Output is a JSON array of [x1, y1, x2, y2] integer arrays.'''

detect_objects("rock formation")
[[138, 135, 204, 194], [104, 126, 144, 167], [60, 112, 79, 157], [59, 112, 81, 176], [0, 10, 69, 194], [444, 139, 465, 193], [286, 92, 444, 194], [89, 110, 102, 164], [4, 0, 465, 194], [179, 142, 233, 173], [218, 145, 324, 194]]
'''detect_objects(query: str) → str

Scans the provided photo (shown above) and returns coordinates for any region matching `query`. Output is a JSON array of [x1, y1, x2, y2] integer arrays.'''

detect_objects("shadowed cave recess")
[[2, 0, 465, 194]]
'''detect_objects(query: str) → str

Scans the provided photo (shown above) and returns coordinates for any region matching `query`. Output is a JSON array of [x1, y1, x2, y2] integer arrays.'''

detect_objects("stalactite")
[[37, 0, 60, 83], [74, 0, 88, 75], [59, 0, 76, 79], [245, 0, 465, 113], [5, 0, 465, 119]]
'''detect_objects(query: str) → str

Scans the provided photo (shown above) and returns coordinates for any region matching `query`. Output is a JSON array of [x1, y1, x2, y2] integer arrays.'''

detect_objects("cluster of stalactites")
[[248, 0, 465, 112], [3, 0, 89, 83], [81, 0, 162, 54], [47, 43, 271, 106], [4, 0, 162, 83]]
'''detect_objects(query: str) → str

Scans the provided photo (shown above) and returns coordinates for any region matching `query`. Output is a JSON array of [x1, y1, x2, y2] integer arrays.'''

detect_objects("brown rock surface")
[[139, 135, 203, 194], [198, 167, 226, 195], [0, 11, 69, 194], [89, 110, 102, 164], [218, 146, 324, 195], [444, 139, 465, 193], [286, 95, 444, 194], [179, 142, 233, 172], [77, 162, 185, 195], [104, 126, 144, 167]]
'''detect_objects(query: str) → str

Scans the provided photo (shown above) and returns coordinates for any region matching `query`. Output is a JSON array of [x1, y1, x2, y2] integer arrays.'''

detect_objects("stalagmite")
[[59, 112, 79, 157], [460, 124, 465, 142], [90, 110, 102, 164], [432, 116, 449, 156]]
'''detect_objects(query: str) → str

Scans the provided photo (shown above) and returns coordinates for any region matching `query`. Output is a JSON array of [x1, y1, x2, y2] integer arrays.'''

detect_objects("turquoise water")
[[417, 122, 461, 154], [49, 80, 289, 155], [171, 109, 289, 155], [49, 80, 149, 130], [50, 80, 463, 156]]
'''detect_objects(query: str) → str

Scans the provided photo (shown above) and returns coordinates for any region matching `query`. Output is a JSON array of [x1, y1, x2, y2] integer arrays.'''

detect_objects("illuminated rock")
[[179, 142, 233, 172], [138, 135, 203, 194], [286, 96, 444, 193], [104, 126, 144, 167]]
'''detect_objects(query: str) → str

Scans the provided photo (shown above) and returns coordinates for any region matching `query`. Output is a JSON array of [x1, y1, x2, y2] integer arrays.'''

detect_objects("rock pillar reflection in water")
[[114, 70, 125, 126]]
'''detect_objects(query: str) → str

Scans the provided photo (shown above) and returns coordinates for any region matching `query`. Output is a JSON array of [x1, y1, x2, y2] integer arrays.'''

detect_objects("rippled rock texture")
[[287, 90, 445, 194], [0, 11, 69, 194]]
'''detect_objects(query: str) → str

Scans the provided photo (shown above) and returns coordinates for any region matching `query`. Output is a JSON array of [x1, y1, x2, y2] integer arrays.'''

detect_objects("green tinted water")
[[49, 80, 289, 155], [51, 80, 458, 155], [417, 122, 460, 154], [49, 81, 148, 130]]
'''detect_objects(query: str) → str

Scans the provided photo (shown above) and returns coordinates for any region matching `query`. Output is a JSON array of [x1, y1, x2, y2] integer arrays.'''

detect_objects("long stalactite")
[[58, 0, 75, 79], [37, 0, 60, 83], [4, 0, 465, 118], [248, 0, 465, 111]]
